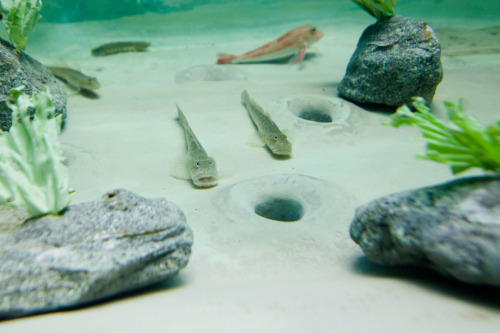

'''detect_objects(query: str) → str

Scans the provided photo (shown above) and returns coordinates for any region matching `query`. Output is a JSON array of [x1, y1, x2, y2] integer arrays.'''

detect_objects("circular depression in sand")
[[254, 197, 304, 222], [175, 64, 247, 83], [213, 174, 353, 226], [268, 95, 364, 138]]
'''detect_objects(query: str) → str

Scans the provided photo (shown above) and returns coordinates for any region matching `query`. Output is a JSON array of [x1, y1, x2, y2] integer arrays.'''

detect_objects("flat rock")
[[0, 38, 67, 131], [350, 176, 500, 286], [338, 15, 443, 107], [0, 189, 193, 318]]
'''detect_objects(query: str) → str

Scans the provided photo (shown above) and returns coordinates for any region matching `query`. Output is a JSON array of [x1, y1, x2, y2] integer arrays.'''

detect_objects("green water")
[[36, 0, 500, 25], [36, 0, 500, 24], [1, 0, 496, 61]]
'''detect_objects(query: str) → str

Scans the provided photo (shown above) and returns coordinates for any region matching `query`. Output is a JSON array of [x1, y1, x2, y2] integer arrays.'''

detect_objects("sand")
[[2, 4, 500, 332]]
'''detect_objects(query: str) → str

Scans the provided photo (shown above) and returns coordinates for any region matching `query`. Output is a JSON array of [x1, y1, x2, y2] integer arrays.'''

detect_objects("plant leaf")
[[0, 86, 71, 218], [351, 0, 398, 21], [1, 0, 42, 51], [387, 97, 500, 175]]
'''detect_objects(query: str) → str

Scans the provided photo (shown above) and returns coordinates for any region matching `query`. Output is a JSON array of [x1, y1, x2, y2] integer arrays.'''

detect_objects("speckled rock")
[[338, 15, 443, 107], [350, 176, 500, 286], [0, 189, 193, 319], [0, 38, 67, 131]]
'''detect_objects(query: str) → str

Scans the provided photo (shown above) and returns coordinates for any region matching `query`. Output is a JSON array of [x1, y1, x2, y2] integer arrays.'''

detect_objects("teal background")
[[34, 0, 500, 24]]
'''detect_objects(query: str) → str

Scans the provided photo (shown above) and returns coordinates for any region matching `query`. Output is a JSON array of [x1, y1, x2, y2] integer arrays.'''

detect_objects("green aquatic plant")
[[352, 0, 398, 21], [0, 86, 71, 218], [0, 0, 42, 51], [387, 97, 500, 175]]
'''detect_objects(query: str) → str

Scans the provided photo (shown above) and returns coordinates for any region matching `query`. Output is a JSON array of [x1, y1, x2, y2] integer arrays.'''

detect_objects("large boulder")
[[0, 189, 193, 318], [0, 38, 67, 131], [339, 15, 443, 107], [350, 176, 500, 286]]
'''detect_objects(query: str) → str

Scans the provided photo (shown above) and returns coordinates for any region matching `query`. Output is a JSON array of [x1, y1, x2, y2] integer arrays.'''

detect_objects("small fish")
[[241, 90, 292, 156], [48, 66, 100, 91], [176, 105, 218, 188], [217, 25, 323, 64], [91, 41, 150, 56]]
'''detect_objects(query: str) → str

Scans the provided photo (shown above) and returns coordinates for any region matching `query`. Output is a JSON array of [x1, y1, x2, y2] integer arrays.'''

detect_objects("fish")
[[48, 66, 101, 91], [240, 90, 292, 156], [91, 41, 150, 56], [217, 25, 323, 64], [176, 105, 218, 188]]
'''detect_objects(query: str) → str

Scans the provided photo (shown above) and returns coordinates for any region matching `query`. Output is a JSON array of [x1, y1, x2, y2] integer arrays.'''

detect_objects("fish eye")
[[310, 27, 316, 34]]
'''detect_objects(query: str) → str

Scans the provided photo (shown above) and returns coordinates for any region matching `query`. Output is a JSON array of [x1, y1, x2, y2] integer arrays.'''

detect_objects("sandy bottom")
[[3, 5, 500, 332]]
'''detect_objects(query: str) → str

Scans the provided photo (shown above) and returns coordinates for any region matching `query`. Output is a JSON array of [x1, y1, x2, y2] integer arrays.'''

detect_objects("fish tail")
[[241, 90, 251, 106], [176, 104, 187, 127], [217, 53, 237, 64]]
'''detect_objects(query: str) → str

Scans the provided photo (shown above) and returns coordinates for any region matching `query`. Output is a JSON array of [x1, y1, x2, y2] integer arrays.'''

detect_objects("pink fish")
[[217, 25, 323, 65]]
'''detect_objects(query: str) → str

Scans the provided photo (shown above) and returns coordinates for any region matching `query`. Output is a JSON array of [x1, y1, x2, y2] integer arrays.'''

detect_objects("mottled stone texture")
[[350, 176, 500, 286], [0, 189, 193, 318], [0, 38, 67, 131], [339, 15, 443, 107]]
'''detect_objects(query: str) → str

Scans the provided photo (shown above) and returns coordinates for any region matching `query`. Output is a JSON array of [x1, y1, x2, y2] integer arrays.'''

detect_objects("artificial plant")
[[0, 0, 42, 51], [387, 97, 500, 175], [352, 0, 398, 21], [0, 86, 71, 218]]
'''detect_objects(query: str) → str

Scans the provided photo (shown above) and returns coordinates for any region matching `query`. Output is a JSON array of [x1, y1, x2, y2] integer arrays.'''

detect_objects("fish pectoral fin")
[[247, 131, 266, 148], [289, 44, 308, 64], [282, 129, 295, 144], [169, 154, 191, 181], [60, 79, 81, 92]]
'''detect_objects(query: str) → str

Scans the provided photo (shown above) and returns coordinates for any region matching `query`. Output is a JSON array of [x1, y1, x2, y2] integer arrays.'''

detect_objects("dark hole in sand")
[[254, 198, 304, 222], [298, 109, 333, 123]]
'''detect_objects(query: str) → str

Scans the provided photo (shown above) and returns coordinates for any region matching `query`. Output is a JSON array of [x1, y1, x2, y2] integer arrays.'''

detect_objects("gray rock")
[[0, 189, 193, 318], [0, 38, 67, 131], [350, 176, 500, 286], [338, 15, 443, 107]]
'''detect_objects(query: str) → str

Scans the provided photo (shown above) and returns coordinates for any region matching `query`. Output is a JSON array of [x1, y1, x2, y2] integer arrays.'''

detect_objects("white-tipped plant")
[[0, 0, 42, 51], [0, 86, 71, 218]]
